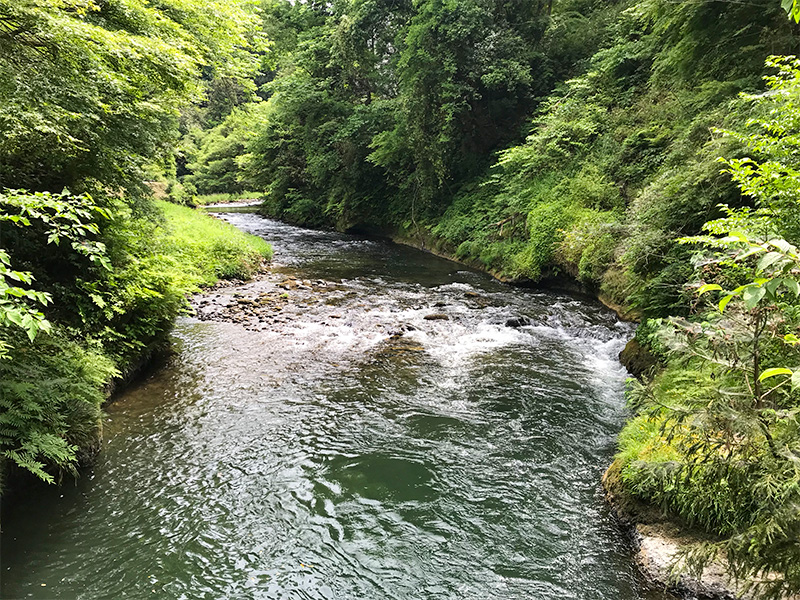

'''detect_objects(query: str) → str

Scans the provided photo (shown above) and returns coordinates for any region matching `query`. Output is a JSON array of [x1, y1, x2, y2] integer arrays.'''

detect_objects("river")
[[1, 213, 670, 600]]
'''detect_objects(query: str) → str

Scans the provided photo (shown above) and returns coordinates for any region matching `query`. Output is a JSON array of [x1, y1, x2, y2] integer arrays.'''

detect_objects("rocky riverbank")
[[603, 464, 798, 600]]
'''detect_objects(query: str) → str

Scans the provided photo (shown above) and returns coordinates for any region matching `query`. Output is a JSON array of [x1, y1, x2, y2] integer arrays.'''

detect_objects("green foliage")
[[616, 56, 800, 596], [0, 188, 115, 355], [785, 0, 800, 21], [557, 208, 623, 284], [193, 191, 262, 206], [718, 55, 800, 241], [0, 329, 117, 483], [0, 0, 256, 195], [183, 103, 271, 195], [156, 201, 272, 285]]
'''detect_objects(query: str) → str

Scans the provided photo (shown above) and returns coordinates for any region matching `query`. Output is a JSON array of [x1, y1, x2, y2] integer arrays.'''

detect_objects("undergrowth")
[[0, 200, 272, 490]]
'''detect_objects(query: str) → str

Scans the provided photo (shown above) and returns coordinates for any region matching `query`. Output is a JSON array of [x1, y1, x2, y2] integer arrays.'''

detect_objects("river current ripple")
[[1, 214, 669, 600]]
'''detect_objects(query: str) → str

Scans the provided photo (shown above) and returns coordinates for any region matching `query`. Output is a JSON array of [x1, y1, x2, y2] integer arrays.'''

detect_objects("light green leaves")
[[697, 283, 723, 295], [0, 250, 52, 347], [692, 226, 800, 314], [758, 367, 800, 391], [759, 367, 794, 381], [742, 285, 766, 309], [783, 0, 800, 23]]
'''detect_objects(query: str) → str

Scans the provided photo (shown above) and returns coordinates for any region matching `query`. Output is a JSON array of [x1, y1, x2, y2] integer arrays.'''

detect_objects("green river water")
[[1, 213, 671, 600]]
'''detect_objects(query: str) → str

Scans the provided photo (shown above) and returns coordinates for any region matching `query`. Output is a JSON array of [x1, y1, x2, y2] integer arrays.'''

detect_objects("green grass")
[[156, 200, 273, 286], [193, 191, 263, 205]]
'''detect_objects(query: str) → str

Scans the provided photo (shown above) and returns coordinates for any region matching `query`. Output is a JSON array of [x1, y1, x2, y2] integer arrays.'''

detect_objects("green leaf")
[[793, 370, 800, 391], [758, 367, 793, 382], [785, 279, 800, 296], [765, 278, 783, 296], [768, 239, 794, 253], [697, 283, 723, 296], [719, 294, 735, 313], [743, 285, 766, 309], [5, 310, 23, 327], [757, 252, 785, 273], [724, 231, 749, 243]]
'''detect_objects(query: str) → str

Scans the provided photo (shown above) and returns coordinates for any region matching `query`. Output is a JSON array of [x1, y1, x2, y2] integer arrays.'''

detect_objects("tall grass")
[[156, 200, 272, 286], [193, 191, 263, 205]]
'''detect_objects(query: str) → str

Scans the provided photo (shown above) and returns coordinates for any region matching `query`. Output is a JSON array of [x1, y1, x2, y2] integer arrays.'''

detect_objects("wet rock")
[[505, 317, 531, 328], [278, 279, 299, 290], [619, 338, 658, 379], [464, 291, 480, 298], [424, 313, 449, 321], [434, 301, 447, 307]]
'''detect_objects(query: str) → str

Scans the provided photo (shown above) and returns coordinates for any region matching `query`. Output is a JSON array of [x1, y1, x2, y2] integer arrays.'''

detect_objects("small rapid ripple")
[[1, 214, 669, 600]]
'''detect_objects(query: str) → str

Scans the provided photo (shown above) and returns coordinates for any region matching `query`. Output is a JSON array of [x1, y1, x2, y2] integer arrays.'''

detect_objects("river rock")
[[424, 313, 449, 321], [505, 316, 531, 328], [601, 464, 798, 600], [619, 338, 658, 379]]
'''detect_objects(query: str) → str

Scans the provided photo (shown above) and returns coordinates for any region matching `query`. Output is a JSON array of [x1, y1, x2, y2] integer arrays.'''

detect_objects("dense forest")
[[4, 0, 800, 597]]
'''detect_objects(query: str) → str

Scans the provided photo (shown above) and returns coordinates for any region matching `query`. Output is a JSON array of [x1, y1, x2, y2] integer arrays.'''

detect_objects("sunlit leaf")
[[758, 367, 793, 382], [698, 283, 723, 295]]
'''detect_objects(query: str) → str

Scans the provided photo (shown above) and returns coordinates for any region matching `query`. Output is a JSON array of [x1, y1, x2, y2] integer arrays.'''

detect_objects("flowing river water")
[[2, 213, 671, 600]]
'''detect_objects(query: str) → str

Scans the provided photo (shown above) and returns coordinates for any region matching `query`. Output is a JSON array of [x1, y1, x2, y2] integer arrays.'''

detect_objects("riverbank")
[[0, 202, 272, 494], [603, 463, 800, 600], [391, 228, 642, 322]]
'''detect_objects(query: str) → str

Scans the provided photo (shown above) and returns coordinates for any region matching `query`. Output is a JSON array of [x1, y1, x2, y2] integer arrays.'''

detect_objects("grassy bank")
[[192, 191, 262, 206], [0, 201, 272, 490], [156, 201, 271, 284]]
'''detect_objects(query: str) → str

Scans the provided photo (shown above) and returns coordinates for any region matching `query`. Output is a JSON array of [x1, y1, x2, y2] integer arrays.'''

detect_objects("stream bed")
[[1, 213, 670, 600]]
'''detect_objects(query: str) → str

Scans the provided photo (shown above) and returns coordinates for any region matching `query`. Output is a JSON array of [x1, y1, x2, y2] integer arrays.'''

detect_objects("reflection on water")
[[1, 215, 670, 600]]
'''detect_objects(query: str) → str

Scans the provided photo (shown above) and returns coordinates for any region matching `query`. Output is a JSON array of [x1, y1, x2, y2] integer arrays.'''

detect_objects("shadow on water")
[[1, 214, 674, 600]]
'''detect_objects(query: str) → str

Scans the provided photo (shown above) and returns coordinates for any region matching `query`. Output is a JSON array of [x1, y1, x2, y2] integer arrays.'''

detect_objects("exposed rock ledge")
[[603, 464, 797, 600]]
